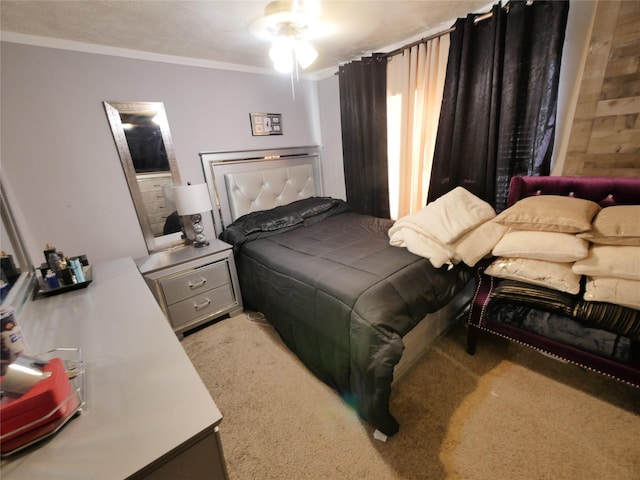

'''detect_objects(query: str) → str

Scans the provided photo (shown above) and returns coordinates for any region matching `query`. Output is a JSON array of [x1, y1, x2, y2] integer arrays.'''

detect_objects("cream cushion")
[[492, 229, 589, 262], [584, 276, 640, 310], [494, 195, 600, 233], [572, 245, 640, 281], [485, 257, 582, 294], [577, 205, 640, 245]]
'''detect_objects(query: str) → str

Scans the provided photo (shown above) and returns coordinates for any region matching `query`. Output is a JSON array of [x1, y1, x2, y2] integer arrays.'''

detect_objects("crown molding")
[[0, 31, 297, 78]]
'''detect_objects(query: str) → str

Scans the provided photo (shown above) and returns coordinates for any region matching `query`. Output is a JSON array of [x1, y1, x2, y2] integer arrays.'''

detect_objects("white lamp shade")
[[295, 40, 318, 69], [269, 36, 318, 72], [270, 37, 294, 73], [173, 184, 212, 215]]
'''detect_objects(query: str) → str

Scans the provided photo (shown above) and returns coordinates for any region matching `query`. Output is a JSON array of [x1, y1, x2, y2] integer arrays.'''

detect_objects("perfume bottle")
[[58, 257, 73, 286], [69, 258, 85, 283], [44, 243, 57, 269], [45, 269, 60, 289]]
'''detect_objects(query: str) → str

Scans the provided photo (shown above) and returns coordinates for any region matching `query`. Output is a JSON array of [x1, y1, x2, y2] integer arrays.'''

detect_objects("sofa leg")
[[466, 325, 478, 355]]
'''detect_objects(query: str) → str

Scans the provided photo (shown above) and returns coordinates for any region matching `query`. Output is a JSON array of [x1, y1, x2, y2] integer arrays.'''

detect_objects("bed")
[[467, 176, 640, 387], [200, 146, 474, 436]]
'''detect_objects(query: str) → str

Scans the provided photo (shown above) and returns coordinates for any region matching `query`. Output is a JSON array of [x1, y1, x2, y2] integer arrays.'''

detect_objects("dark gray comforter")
[[220, 198, 472, 435]]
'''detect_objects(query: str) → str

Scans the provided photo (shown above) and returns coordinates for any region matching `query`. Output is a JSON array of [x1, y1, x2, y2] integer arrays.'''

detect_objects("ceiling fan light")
[[269, 38, 294, 73], [295, 40, 318, 69]]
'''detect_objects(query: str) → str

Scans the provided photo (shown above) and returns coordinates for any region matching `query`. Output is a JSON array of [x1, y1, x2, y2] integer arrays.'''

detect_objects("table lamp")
[[173, 183, 212, 248]]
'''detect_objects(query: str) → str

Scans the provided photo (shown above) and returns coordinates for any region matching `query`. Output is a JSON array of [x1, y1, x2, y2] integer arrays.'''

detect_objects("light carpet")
[[181, 313, 640, 480]]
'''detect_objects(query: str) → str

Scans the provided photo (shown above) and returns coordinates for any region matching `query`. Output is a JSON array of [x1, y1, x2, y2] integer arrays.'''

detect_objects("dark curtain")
[[338, 54, 390, 218], [428, 0, 569, 211]]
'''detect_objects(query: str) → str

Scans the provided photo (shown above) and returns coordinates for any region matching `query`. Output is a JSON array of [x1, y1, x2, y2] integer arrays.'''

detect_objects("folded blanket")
[[490, 279, 640, 341], [389, 187, 503, 268]]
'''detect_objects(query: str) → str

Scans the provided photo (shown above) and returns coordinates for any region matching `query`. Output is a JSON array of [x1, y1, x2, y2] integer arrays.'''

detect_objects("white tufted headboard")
[[199, 146, 323, 234], [224, 164, 316, 220]]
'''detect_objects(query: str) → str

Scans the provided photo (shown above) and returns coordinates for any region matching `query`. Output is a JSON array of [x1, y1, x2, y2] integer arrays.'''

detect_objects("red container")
[[1, 357, 81, 455]]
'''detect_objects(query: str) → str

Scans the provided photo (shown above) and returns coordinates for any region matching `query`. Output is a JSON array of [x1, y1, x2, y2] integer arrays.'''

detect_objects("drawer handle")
[[193, 299, 211, 311], [189, 278, 207, 289]]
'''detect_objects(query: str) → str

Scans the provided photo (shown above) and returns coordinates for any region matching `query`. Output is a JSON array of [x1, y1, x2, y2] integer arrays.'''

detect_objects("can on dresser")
[[1, 307, 29, 376]]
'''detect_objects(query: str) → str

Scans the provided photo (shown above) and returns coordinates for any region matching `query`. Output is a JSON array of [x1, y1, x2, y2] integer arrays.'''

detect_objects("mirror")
[[1, 180, 35, 315], [103, 101, 184, 253]]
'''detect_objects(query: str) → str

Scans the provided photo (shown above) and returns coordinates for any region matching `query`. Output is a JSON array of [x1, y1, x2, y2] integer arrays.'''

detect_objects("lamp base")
[[193, 239, 210, 248], [189, 213, 209, 248]]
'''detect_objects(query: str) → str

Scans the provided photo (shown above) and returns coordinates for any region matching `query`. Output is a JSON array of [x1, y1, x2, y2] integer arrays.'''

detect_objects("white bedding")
[[389, 187, 505, 268]]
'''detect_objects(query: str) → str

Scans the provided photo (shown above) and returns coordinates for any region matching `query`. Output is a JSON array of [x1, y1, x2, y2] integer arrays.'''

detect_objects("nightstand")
[[136, 239, 243, 336]]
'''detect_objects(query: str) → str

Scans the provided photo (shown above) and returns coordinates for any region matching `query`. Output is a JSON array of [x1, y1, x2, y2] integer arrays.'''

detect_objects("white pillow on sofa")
[[584, 276, 640, 310], [572, 245, 640, 281], [485, 257, 582, 294], [492, 229, 589, 262]]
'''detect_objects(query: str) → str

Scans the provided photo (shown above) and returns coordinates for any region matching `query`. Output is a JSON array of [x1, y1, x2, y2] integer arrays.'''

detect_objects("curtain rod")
[[383, 1, 520, 60], [383, 26, 455, 58]]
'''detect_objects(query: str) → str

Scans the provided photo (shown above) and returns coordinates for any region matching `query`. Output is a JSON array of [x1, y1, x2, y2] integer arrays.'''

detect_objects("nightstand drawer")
[[168, 285, 235, 329], [136, 240, 243, 336], [161, 261, 230, 305]]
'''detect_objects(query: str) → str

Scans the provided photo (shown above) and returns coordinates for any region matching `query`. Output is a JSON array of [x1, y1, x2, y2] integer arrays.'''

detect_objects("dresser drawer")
[[137, 173, 172, 192], [160, 261, 230, 305], [168, 285, 235, 329]]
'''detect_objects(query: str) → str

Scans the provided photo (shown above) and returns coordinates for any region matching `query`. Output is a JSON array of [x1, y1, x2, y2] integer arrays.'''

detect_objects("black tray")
[[37, 266, 92, 297]]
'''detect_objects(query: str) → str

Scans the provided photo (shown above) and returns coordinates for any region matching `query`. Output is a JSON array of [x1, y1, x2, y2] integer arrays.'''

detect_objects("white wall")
[[551, 0, 597, 174], [1, 42, 325, 266]]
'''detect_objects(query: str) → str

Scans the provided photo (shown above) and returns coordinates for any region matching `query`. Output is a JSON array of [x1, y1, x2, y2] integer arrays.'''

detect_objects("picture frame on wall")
[[250, 112, 283, 136]]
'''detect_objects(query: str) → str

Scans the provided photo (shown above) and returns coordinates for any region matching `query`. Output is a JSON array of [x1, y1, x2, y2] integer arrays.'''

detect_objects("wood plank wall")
[[563, 0, 640, 177]]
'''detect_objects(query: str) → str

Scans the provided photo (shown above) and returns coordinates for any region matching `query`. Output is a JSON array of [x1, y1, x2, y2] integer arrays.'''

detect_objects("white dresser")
[[135, 240, 243, 336], [137, 172, 174, 236], [0, 257, 229, 479]]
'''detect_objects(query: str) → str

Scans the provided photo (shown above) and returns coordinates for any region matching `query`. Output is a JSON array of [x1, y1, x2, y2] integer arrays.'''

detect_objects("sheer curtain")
[[428, 0, 570, 211], [387, 36, 450, 219]]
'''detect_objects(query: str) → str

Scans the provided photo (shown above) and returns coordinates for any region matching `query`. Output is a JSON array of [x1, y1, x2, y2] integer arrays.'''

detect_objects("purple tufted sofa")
[[467, 176, 640, 387]]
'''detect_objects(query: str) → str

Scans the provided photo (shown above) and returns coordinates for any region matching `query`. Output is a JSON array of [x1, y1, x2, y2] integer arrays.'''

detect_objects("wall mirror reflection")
[[1, 181, 35, 314], [103, 101, 184, 253]]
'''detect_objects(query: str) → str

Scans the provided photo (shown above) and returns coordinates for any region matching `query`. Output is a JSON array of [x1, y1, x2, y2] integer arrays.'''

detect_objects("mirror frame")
[[103, 101, 184, 253], [1, 180, 35, 316]]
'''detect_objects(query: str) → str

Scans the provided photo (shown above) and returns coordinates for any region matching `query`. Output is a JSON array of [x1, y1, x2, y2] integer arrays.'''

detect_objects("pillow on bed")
[[577, 205, 640, 245], [485, 257, 582, 294], [572, 245, 640, 281], [584, 276, 640, 310], [494, 195, 600, 233], [295, 197, 347, 219], [492, 230, 589, 262], [451, 220, 508, 267]]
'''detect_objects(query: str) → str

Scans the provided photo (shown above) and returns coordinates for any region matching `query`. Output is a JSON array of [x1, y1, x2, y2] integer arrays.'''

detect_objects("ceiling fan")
[[250, 0, 331, 74]]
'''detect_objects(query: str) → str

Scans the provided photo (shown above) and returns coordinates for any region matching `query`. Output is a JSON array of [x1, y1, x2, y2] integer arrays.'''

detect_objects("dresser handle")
[[194, 299, 211, 311], [189, 278, 207, 289]]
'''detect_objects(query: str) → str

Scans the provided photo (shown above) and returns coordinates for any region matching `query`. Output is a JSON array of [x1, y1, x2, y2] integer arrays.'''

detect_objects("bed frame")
[[200, 146, 323, 235], [199, 146, 473, 382]]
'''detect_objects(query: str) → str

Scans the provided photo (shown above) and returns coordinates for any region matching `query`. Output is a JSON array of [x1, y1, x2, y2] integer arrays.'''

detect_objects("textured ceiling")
[[1, 1, 492, 76]]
